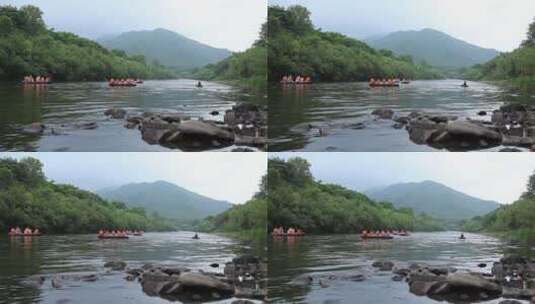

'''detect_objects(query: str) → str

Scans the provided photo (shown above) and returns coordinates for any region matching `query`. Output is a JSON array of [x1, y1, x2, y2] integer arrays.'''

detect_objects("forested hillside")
[[267, 157, 442, 233], [197, 175, 267, 237], [464, 17, 535, 91], [268, 5, 442, 82], [0, 157, 173, 233], [193, 24, 267, 91], [463, 170, 535, 239], [0, 5, 173, 81]]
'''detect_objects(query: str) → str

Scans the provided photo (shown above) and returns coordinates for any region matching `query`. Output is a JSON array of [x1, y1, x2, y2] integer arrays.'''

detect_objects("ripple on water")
[[268, 231, 534, 303], [0, 231, 259, 304], [269, 79, 535, 151], [0, 79, 261, 151]]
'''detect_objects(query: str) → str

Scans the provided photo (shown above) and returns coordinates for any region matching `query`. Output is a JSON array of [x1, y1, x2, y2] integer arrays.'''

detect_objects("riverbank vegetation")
[[0, 157, 174, 233], [196, 175, 267, 239], [463, 170, 535, 240], [267, 5, 442, 82], [0, 5, 174, 81], [463, 17, 535, 92], [192, 24, 267, 92], [268, 157, 443, 233]]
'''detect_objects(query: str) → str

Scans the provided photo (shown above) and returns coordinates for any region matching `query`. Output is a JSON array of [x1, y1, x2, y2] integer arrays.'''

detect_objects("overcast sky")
[[1, 153, 267, 204], [1, 0, 266, 51], [271, 153, 535, 204], [270, 0, 535, 52]]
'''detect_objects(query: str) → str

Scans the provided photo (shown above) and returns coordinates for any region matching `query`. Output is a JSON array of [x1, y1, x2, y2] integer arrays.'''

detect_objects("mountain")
[[365, 181, 500, 220], [98, 181, 232, 220], [365, 28, 500, 68], [98, 28, 232, 69]]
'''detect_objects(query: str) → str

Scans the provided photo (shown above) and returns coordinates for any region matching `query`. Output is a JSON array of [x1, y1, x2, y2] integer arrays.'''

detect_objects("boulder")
[[372, 108, 394, 119], [446, 273, 502, 294], [372, 261, 394, 271], [141, 270, 173, 296], [407, 117, 440, 144], [23, 122, 46, 134], [445, 121, 502, 143], [502, 287, 535, 299], [104, 108, 127, 119], [104, 260, 127, 271], [177, 272, 233, 293], [75, 122, 98, 130], [161, 267, 190, 276]]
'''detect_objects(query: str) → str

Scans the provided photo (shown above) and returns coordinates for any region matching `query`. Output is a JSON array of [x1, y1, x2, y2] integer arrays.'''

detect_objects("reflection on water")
[[0, 79, 263, 151], [268, 231, 535, 303], [268, 79, 535, 151], [0, 232, 262, 304]]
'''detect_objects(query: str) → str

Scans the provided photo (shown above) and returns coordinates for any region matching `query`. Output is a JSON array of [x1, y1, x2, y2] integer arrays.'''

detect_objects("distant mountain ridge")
[[365, 180, 500, 220], [98, 180, 232, 220], [366, 28, 500, 68], [98, 28, 232, 69]]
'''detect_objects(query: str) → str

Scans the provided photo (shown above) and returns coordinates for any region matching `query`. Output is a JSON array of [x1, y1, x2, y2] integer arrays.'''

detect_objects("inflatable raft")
[[361, 235, 394, 239], [22, 81, 52, 85], [272, 233, 305, 237], [369, 83, 400, 87], [98, 235, 129, 239], [109, 83, 137, 87], [9, 233, 42, 237]]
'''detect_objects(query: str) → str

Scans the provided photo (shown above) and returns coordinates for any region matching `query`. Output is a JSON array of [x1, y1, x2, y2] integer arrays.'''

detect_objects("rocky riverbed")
[[22, 255, 266, 303], [368, 104, 535, 152], [291, 254, 535, 303], [20, 103, 267, 152]]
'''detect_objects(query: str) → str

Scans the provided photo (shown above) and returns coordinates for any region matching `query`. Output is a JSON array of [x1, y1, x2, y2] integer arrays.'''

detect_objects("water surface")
[[0, 231, 263, 304], [268, 231, 535, 303], [0, 79, 262, 151], [268, 80, 535, 151]]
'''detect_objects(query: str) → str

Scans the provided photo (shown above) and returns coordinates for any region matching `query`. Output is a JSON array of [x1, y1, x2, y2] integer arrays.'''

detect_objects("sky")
[[270, 0, 535, 52], [270, 152, 535, 204], [1, 0, 267, 51], [1, 152, 267, 204]]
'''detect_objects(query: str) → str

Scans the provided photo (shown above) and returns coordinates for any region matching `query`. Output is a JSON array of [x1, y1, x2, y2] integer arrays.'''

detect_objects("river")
[[268, 231, 535, 303], [268, 79, 535, 152], [0, 231, 264, 304], [0, 79, 263, 152]]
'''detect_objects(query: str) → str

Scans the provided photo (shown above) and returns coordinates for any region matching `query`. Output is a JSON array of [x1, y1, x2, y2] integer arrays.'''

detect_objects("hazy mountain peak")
[[366, 180, 500, 220], [98, 28, 231, 69], [98, 180, 232, 220], [365, 28, 500, 68]]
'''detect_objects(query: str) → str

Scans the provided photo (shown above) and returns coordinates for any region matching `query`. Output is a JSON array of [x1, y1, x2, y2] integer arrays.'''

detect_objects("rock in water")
[[371, 108, 394, 119], [141, 270, 173, 296], [104, 260, 127, 271], [447, 273, 501, 291], [177, 272, 234, 293], [104, 108, 127, 119], [445, 121, 502, 143], [23, 122, 46, 134], [51, 276, 62, 289], [372, 261, 394, 271]]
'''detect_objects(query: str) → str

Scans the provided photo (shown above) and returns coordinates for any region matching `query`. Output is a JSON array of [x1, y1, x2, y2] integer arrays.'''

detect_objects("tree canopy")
[[267, 5, 442, 82], [267, 157, 442, 233], [0, 157, 174, 233], [0, 5, 174, 81], [463, 170, 535, 236]]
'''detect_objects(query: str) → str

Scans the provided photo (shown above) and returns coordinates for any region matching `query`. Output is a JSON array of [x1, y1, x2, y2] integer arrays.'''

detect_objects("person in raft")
[[192, 233, 200, 239], [23, 75, 51, 84], [461, 81, 469, 87], [196, 81, 203, 88]]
